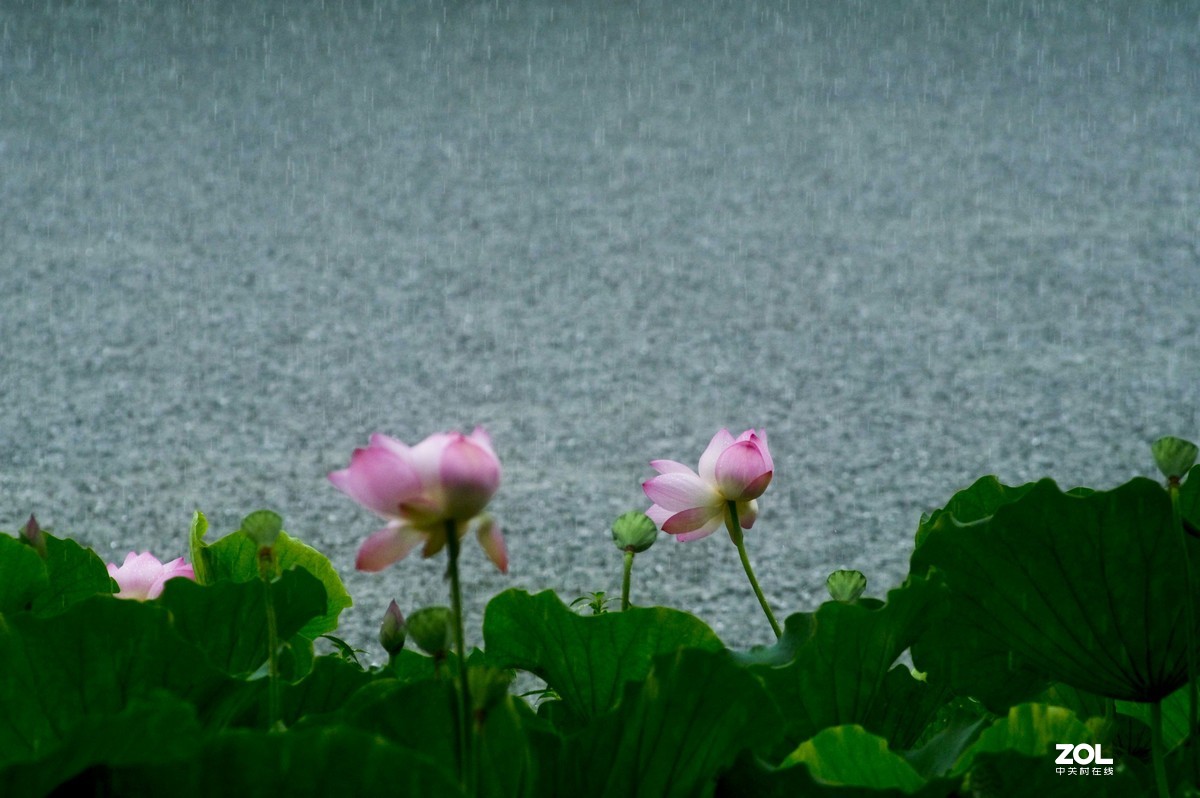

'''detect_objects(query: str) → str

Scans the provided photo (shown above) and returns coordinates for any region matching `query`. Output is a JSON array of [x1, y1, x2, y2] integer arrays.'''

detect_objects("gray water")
[[3, 0, 1199, 658]]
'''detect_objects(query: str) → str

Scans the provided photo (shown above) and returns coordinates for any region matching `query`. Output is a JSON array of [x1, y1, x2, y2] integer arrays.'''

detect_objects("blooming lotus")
[[107, 552, 195, 600], [642, 428, 773, 542], [329, 428, 507, 573]]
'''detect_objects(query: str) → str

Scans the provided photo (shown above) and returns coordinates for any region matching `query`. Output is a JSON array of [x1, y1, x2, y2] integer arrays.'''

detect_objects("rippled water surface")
[[3, 0, 1198, 654]]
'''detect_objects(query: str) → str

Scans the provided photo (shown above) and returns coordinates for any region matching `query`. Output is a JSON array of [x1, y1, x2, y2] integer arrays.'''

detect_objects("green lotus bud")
[[407, 606, 454, 657], [379, 600, 407, 656], [1152, 436, 1198, 481], [468, 666, 513, 717], [826, 570, 867, 603], [20, 514, 47, 559], [611, 511, 658, 553]]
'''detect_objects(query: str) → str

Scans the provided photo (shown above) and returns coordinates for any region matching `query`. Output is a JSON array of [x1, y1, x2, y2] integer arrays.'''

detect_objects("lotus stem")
[[445, 519, 475, 795], [1169, 479, 1199, 784], [264, 584, 281, 728], [259, 551, 282, 731], [725, 500, 782, 639], [1151, 699, 1170, 798], [621, 550, 635, 611]]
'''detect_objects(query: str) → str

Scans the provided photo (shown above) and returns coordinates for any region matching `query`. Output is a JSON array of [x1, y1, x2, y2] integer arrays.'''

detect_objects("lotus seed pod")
[[1152, 436, 1198, 480], [407, 606, 454, 656], [611, 511, 659, 553], [826, 569, 867, 603]]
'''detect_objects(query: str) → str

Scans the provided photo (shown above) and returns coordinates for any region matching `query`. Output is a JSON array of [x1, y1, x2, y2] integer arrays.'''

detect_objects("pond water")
[[3, 0, 1198, 655]]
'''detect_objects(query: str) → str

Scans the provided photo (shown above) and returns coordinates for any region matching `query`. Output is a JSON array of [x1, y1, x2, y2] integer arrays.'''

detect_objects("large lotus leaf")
[[950, 705, 1147, 792], [952, 703, 1092, 776], [543, 647, 782, 798], [190, 510, 351, 639], [332, 676, 539, 798], [1174, 463, 1200, 527], [916, 476, 1039, 548], [1037, 683, 1151, 761], [911, 478, 1198, 702], [753, 578, 951, 751], [910, 579, 1050, 713], [234, 653, 373, 729], [476, 697, 537, 798], [0, 596, 252, 769], [106, 726, 463, 798], [0, 692, 203, 797], [916, 476, 1093, 549], [730, 611, 815, 667], [482, 589, 723, 721], [158, 566, 326, 678], [332, 679, 458, 776], [388, 648, 440, 683], [784, 725, 929, 793], [0, 533, 48, 614], [902, 701, 992, 780], [1115, 681, 1190, 751], [31, 532, 114, 614], [964, 750, 1145, 797], [715, 749, 959, 798]]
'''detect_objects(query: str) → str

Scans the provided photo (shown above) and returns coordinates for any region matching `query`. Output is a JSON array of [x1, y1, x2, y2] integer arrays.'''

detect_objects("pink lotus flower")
[[329, 428, 507, 573], [107, 552, 196, 600], [642, 428, 773, 542]]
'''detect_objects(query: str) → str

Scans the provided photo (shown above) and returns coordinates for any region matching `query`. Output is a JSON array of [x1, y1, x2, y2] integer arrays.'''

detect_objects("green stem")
[[621, 550, 635, 611], [725, 501, 782, 639], [264, 579, 281, 729], [445, 520, 474, 795], [1152, 700, 1171, 798], [256, 547, 283, 731], [1170, 480, 1199, 786]]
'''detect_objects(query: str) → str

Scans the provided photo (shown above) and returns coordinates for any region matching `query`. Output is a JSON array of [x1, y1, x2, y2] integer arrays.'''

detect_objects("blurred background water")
[[2, 0, 1198, 656]]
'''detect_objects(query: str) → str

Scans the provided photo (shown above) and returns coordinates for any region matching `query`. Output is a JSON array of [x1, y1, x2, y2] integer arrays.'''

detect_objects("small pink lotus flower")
[[329, 427, 508, 573], [642, 428, 773, 542], [107, 552, 196, 600]]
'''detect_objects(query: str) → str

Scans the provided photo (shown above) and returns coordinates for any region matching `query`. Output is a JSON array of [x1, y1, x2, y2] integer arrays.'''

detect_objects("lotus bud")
[[407, 606, 454, 657], [1152, 436, 1198, 481], [20, 514, 47, 559], [826, 570, 867, 603], [611, 511, 659, 553], [379, 600, 407, 656]]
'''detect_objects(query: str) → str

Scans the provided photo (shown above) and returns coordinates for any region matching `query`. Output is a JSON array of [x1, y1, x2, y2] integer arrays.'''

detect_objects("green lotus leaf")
[[915, 475, 1093, 549], [1175, 463, 1200, 529], [158, 566, 327, 678], [910, 573, 1050, 714], [753, 578, 951, 751], [1115, 681, 1190, 751], [333, 679, 457, 774], [952, 703, 1092, 776], [106, 726, 463, 798], [0, 596, 253, 773], [482, 589, 722, 721], [31, 532, 114, 615], [784, 725, 928, 793], [716, 749, 959, 798], [0, 691, 203, 797], [0, 533, 48, 614], [544, 648, 782, 798], [191, 513, 351, 640], [911, 478, 1198, 702]]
